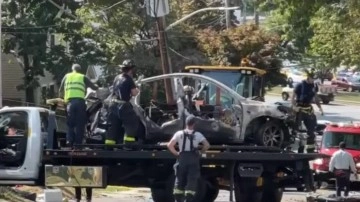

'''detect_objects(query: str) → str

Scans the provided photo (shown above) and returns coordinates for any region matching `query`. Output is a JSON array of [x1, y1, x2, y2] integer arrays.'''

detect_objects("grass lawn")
[[95, 186, 132, 193], [267, 86, 360, 103]]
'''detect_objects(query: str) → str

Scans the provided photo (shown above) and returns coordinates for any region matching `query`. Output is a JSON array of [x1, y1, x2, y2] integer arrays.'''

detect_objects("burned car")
[[86, 73, 293, 148]]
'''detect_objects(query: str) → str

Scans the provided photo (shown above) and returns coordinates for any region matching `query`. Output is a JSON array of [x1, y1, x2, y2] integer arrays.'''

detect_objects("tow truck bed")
[[43, 144, 324, 162]]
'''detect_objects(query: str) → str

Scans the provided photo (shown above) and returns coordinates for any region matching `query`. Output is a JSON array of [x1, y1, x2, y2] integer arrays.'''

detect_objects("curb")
[[267, 93, 360, 105]]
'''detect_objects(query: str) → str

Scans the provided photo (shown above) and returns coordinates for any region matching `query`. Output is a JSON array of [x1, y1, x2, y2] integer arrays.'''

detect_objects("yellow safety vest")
[[64, 72, 85, 102]]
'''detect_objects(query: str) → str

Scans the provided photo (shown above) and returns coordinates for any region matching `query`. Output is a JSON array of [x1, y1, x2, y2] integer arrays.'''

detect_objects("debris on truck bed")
[[306, 192, 360, 202]]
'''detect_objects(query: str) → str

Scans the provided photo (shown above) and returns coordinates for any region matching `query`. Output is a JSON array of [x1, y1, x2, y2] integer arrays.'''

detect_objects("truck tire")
[[235, 177, 262, 202], [261, 177, 283, 202], [282, 92, 289, 101], [203, 178, 219, 202], [151, 187, 167, 202], [160, 175, 207, 202], [255, 120, 284, 147]]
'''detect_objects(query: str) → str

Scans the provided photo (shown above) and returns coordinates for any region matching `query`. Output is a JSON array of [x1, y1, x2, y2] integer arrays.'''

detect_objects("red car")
[[331, 76, 360, 92], [312, 122, 360, 186]]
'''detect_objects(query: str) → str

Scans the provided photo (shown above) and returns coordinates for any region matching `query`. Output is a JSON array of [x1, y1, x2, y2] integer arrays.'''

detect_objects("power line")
[[1, 25, 60, 29]]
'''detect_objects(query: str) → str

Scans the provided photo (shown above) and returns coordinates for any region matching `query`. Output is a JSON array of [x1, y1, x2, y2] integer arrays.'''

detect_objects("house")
[[1, 53, 57, 107]]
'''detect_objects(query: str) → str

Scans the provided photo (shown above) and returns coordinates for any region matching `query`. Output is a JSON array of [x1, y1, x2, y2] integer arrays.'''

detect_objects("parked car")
[[331, 76, 360, 92], [281, 82, 337, 104], [312, 122, 360, 186], [285, 68, 307, 85]]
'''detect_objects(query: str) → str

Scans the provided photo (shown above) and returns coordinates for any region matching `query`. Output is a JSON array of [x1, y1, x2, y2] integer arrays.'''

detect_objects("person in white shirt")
[[329, 141, 357, 197], [167, 115, 210, 202]]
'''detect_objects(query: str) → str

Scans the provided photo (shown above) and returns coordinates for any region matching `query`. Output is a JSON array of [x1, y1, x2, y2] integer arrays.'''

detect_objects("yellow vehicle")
[[184, 65, 266, 100]]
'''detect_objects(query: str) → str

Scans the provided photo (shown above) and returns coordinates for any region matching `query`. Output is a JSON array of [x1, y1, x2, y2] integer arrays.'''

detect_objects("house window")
[[41, 86, 47, 105], [48, 84, 55, 99]]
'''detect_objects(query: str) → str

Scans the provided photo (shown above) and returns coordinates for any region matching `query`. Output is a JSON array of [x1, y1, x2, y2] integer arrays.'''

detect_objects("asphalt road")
[[52, 95, 360, 202]]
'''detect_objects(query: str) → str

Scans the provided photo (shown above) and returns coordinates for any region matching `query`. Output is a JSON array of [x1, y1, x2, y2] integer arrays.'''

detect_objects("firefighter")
[[105, 59, 140, 146], [59, 64, 98, 148], [167, 115, 210, 202], [291, 71, 324, 153]]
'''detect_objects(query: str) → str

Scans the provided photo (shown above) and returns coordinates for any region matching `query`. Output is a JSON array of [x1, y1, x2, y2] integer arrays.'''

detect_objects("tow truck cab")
[[0, 107, 52, 184], [313, 122, 360, 183]]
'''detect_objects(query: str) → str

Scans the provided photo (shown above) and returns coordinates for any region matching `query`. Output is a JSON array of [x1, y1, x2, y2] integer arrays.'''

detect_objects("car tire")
[[255, 120, 285, 147], [322, 98, 330, 104], [281, 92, 289, 101], [348, 87, 353, 92]]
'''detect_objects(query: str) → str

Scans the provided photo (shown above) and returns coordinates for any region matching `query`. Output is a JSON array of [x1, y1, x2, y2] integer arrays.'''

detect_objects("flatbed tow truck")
[[0, 106, 326, 202]]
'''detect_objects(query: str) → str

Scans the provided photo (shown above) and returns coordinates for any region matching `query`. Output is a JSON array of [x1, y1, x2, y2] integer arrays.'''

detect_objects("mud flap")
[[44, 165, 107, 188]]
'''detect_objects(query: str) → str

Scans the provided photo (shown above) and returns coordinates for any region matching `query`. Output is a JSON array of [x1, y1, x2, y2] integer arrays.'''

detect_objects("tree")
[[309, 1, 360, 68], [196, 24, 287, 87], [2, 0, 59, 103], [2, 0, 108, 104], [262, 0, 337, 61]]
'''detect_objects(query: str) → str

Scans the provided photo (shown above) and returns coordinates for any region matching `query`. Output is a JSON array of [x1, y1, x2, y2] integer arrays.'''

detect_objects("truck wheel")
[[151, 187, 167, 202], [235, 177, 262, 202], [163, 175, 206, 202], [255, 120, 284, 147], [203, 178, 219, 202], [281, 92, 289, 101], [321, 97, 330, 104], [261, 177, 283, 202]]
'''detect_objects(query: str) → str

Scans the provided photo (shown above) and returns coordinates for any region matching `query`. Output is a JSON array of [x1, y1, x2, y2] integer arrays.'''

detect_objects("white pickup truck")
[[281, 81, 337, 104]]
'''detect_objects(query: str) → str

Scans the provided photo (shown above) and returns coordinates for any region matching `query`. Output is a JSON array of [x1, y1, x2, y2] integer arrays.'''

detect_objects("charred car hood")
[[241, 99, 287, 119]]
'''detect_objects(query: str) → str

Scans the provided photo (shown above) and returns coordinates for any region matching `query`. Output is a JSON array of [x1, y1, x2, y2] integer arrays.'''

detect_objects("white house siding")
[[1, 54, 26, 106]]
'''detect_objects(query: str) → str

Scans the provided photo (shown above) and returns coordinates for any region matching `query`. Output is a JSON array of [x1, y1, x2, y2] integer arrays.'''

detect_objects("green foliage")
[[263, 0, 337, 61], [2, 0, 108, 103], [196, 24, 286, 86], [309, 1, 360, 68], [2, 0, 59, 102]]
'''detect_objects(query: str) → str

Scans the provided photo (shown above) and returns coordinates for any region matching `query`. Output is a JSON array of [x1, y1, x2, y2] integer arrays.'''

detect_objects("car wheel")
[[322, 98, 330, 104], [281, 92, 289, 101], [256, 120, 285, 147], [348, 86, 353, 92]]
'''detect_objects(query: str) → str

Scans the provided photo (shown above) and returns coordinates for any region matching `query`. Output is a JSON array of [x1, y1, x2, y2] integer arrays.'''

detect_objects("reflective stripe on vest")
[[64, 72, 85, 102]]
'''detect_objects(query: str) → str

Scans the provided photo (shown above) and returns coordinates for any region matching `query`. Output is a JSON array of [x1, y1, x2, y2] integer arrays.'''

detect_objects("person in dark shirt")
[[291, 71, 323, 153], [105, 59, 140, 147]]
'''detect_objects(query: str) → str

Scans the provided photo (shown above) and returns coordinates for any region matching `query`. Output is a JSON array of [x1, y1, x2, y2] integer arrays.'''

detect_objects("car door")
[[0, 110, 40, 184]]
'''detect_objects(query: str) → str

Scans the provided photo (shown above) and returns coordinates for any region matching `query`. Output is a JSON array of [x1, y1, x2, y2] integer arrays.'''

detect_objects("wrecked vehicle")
[[86, 73, 293, 148]]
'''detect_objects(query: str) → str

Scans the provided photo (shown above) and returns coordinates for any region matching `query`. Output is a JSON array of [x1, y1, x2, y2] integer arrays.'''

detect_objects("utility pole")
[[254, 0, 259, 25], [225, 0, 231, 29], [156, 16, 174, 104]]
